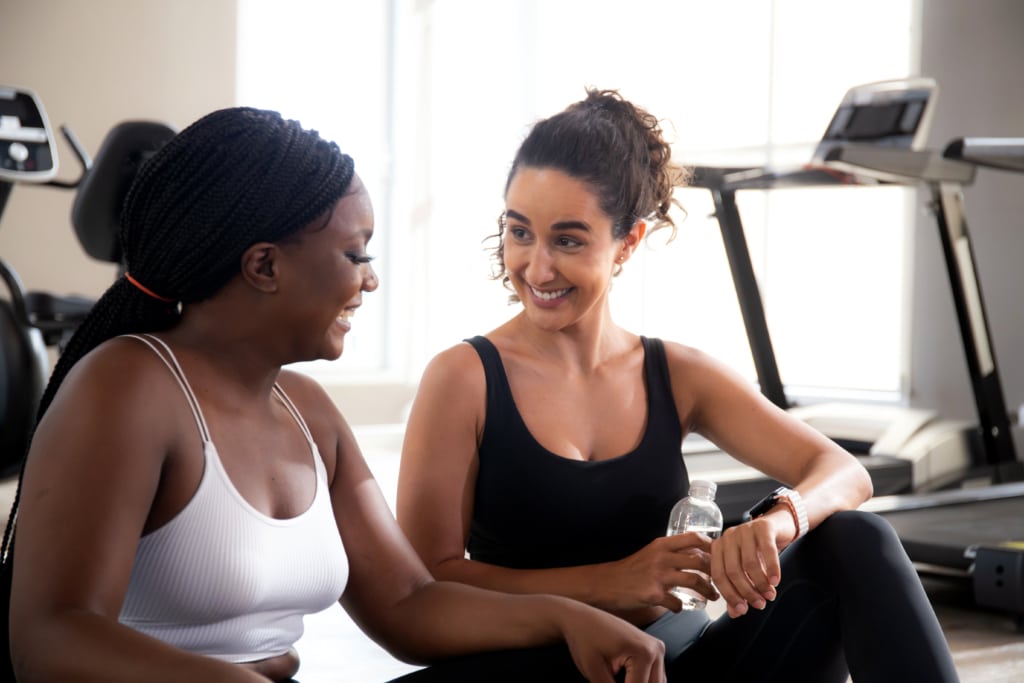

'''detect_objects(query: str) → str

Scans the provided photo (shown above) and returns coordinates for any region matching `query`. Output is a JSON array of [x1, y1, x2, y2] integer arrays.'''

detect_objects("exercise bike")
[[0, 85, 176, 477]]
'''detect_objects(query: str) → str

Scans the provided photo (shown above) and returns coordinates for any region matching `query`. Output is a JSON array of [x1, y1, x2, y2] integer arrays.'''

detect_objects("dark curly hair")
[[488, 88, 689, 294]]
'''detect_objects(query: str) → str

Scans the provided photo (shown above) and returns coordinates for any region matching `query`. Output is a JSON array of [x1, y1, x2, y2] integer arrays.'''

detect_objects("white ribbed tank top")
[[118, 334, 349, 662]]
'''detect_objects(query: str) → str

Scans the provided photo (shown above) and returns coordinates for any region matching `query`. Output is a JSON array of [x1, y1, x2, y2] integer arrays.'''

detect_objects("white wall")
[[0, 0, 420, 425], [0, 0, 237, 299]]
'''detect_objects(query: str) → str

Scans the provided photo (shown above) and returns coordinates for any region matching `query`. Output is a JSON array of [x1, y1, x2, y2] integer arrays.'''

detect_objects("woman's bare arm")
[[10, 342, 266, 683], [664, 342, 872, 617]]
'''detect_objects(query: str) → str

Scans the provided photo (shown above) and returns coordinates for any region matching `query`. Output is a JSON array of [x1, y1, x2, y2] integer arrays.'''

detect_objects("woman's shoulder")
[[658, 338, 766, 412], [61, 334, 182, 397], [423, 338, 490, 380], [656, 338, 714, 368], [33, 336, 192, 460], [406, 339, 489, 428], [275, 368, 343, 419], [656, 339, 753, 391]]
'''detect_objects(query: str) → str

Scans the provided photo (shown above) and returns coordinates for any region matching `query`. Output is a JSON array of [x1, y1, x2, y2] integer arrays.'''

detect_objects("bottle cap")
[[689, 479, 717, 498]]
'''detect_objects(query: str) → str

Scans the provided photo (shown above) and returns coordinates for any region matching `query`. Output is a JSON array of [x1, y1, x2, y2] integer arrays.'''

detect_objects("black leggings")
[[666, 510, 959, 682], [388, 512, 959, 683]]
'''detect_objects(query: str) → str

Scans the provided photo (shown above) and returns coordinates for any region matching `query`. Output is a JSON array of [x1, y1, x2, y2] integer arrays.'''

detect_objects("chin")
[[321, 343, 345, 361], [317, 326, 348, 358]]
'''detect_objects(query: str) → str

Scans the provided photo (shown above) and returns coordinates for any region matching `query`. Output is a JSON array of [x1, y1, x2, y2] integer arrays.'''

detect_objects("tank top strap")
[[463, 335, 513, 414], [271, 383, 329, 482], [271, 384, 317, 447], [122, 334, 211, 443], [640, 336, 682, 435], [640, 337, 670, 399]]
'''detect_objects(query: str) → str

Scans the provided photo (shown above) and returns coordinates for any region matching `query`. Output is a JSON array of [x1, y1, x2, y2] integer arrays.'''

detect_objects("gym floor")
[[2, 434, 1022, 681]]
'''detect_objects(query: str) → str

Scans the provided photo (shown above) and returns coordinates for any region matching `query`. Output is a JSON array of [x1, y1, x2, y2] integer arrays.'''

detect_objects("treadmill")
[[854, 138, 1024, 625], [684, 79, 984, 523], [683, 84, 1024, 621]]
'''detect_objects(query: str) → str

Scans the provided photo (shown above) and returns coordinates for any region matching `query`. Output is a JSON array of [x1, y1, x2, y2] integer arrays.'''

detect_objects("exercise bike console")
[[0, 86, 58, 183]]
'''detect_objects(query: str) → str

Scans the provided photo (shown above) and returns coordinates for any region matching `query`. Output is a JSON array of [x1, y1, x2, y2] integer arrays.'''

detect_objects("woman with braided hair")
[[3, 107, 666, 682], [396, 88, 960, 681]]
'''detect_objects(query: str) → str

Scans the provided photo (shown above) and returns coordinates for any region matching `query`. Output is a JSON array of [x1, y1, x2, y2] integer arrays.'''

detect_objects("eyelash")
[[509, 228, 582, 249], [345, 253, 376, 265]]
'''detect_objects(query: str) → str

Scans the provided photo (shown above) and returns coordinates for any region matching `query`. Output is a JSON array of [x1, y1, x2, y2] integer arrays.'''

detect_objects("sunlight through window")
[[237, 0, 917, 400]]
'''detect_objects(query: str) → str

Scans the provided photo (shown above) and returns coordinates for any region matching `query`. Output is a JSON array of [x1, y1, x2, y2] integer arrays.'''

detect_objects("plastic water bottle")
[[665, 479, 723, 610]]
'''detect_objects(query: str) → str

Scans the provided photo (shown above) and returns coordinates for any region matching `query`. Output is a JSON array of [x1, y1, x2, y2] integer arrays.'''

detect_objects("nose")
[[362, 262, 380, 292], [523, 243, 556, 284]]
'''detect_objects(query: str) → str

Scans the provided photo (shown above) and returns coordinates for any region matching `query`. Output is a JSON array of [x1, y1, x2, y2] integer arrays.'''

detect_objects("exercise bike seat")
[[71, 120, 177, 265], [16, 121, 178, 349]]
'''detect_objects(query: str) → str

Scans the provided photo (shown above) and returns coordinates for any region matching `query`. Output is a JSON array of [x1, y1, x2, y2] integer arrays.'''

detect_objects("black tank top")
[[465, 335, 689, 569]]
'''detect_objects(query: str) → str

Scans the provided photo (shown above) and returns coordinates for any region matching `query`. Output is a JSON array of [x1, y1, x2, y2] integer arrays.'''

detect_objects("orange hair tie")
[[125, 272, 174, 303]]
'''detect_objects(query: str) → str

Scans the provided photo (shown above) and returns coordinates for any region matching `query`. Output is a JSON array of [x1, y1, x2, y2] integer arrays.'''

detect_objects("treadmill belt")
[[880, 498, 1024, 571]]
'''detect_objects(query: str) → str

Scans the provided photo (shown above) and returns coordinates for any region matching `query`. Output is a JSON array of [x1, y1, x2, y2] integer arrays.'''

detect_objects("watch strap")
[[777, 487, 809, 540], [743, 486, 809, 540]]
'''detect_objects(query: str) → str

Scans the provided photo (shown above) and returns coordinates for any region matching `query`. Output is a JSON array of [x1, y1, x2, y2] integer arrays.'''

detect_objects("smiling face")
[[278, 174, 379, 361], [503, 167, 634, 332]]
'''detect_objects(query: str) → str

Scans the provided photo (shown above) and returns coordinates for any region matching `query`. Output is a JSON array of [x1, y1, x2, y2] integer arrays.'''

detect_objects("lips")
[[336, 306, 358, 330]]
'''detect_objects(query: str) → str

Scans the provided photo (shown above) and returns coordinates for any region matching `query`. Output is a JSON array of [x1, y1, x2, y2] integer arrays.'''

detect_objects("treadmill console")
[[812, 78, 938, 165], [0, 86, 58, 182]]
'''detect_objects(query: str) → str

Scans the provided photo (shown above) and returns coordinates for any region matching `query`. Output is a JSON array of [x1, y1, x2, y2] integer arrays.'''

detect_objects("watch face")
[[744, 487, 787, 521], [753, 494, 779, 517]]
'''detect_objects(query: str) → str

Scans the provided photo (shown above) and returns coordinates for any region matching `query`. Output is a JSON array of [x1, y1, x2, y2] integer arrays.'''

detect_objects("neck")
[[507, 307, 630, 374], [161, 302, 283, 398]]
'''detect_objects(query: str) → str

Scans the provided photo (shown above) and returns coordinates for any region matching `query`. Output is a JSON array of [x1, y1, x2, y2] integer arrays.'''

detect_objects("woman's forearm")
[[797, 451, 874, 529], [429, 555, 630, 613], [11, 612, 267, 683], [369, 578, 627, 664], [423, 555, 667, 626]]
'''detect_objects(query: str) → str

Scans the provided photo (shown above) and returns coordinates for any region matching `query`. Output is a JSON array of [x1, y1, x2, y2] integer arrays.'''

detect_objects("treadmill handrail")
[[823, 145, 977, 184], [860, 480, 1024, 513], [944, 137, 1024, 173]]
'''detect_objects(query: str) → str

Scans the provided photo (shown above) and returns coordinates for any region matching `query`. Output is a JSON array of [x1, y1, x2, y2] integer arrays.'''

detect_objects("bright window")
[[237, 0, 918, 400], [236, 0, 393, 379]]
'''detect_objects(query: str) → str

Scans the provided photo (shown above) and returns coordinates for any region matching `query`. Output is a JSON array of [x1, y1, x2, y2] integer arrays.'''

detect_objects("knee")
[[816, 509, 898, 542], [807, 510, 905, 564]]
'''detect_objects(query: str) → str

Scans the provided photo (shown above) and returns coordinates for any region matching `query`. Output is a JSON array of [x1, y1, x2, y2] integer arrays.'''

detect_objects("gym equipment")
[[1, 85, 91, 476], [683, 79, 985, 523], [684, 89, 1024, 620], [0, 85, 176, 476], [858, 137, 1024, 625]]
